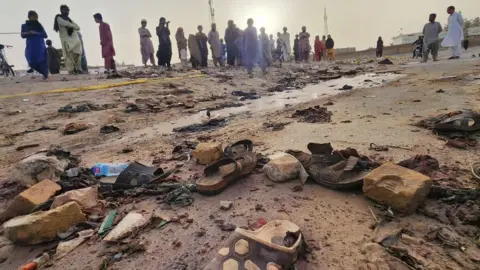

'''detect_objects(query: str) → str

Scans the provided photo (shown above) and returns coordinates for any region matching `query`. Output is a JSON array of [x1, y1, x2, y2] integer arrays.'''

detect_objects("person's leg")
[[452, 44, 462, 58], [431, 43, 439, 61], [421, 46, 429, 62], [64, 49, 75, 74], [73, 53, 83, 73]]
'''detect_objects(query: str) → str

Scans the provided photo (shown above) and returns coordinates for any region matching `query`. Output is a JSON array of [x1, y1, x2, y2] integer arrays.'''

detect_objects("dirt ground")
[[1, 48, 480, 270]]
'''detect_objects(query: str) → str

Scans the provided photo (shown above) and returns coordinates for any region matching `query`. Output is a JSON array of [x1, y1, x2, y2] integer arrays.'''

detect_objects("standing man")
[[326, 35, 335, 61], [269, 34, 275, 53], [280, 27, 291, 61], [298, 26, 310, 62], [259, 27, 272, 67], [224, 20, 239, 67], [208, 23, 223, 67], [293, 34, 300, 62], [54, 5, 83, 74], [442, 6, 464, 59], [138, 19, 156, 67], [422, 13, 442, 63], [93, 13, 116, 74], [196, 25, 208, 67], [376, 37, 384, 58]]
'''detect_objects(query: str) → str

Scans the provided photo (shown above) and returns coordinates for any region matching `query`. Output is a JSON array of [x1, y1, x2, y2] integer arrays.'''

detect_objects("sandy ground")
[[0, 48, 480, 270]]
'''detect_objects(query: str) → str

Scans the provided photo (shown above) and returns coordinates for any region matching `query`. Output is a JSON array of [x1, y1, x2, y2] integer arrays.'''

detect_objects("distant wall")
[[335, 35, 480, 60]]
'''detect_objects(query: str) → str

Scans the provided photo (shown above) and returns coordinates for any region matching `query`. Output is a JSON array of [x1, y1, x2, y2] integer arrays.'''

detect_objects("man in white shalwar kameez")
[[441, 6, 464, 59], [279, 27, 291, 61]]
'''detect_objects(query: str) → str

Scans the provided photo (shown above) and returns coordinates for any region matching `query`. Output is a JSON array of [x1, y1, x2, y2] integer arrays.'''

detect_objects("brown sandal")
[[204, 220, 303, 270], [197, 158, 243, 196]]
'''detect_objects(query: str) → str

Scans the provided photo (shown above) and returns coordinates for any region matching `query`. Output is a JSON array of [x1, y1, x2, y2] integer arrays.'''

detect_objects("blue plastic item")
[[91, 163, 129, 177]]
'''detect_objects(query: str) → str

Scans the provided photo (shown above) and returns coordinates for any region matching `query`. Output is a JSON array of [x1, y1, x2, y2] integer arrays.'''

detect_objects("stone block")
[[3, 202, 86, 245], [363, 163, 432, 213], [192, 143, 223, 165]]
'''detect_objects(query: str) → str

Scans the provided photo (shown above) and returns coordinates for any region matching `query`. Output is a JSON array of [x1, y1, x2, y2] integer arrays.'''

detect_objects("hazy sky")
[[1, 0, 478, 68]]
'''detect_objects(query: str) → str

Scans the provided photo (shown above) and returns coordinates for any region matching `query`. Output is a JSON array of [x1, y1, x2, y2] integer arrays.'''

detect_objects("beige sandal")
[[204, 220, 303, 270]]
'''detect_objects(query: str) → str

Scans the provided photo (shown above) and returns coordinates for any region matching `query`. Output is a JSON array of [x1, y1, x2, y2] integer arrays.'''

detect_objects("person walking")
[[224, 20, 239, 66], [46, 40, 60, 74], [94, 13, 116, 74], [376, 37, 384, 58], [21, 11, 49, 79], [243, 18, 261, 77], [422, 13, 443, 62], [54, 5, 83, 74], [442, 6, 464, 59], [138, 19, 156, 67], [156, 17, 172, 68], [326, 35, 335, 61], [208, 23, 224, 67]]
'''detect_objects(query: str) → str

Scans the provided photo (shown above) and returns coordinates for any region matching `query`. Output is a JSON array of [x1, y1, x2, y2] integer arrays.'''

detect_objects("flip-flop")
[[224, 140, 253, 158], [197, 158, 243, 196], [290, 143, 368, 190], [100, 161, 168, 190], [204, 220, 303, 270], [433, 111, 480, 132]]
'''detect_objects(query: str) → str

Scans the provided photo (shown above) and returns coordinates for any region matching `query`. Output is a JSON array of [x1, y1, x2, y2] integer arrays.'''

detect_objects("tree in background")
[[472, 17, 480, 27]]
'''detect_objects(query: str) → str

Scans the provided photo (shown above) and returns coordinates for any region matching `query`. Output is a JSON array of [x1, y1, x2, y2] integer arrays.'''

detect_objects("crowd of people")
[[20, 5, 468, 80], [19, 5, 339, 80]]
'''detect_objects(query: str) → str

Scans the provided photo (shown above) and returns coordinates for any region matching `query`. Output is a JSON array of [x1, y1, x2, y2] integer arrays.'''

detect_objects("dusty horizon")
[[1, 0, 479, 69]]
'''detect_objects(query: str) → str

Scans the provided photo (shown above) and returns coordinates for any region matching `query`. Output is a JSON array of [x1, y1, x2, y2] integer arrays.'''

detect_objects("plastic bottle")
[[91, 163, 129, 177], [21, 253, 50, 270]]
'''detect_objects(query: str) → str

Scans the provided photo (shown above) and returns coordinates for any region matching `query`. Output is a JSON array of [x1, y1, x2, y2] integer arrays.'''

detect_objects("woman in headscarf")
[[176, 27, 188, 68], [314, 35, 325, 61], [299, 26, 310, 62], [156, 17, 172, 68], [188, 34, 201, 69], [93, 13, 116, 74], [196, 25, 208, 67], [138, 19, 155, 67], [243, 18, 259, 77], [54, 5, 83, 74], [21, 11, 49, 80]]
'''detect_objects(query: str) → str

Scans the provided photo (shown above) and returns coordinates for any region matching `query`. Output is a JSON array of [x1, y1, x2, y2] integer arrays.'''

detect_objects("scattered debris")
[[51, 186, 104, 215], [231, 90, 260, 100], [263, 121, 291, 131], [15, 143, 40, 151], [339, 84, 354, 90], [100, 125, 120, 134], [63, 122, 89, 135], [104, 212, 149, 242], [397, 155, 439, 176], [220, 223, 236, 231], [55, 229, 94, 259], [378, 59, 393, 65], [323, 101, 334, 106], [98, 210, 118, 235], [173, 118, 227, 133], [291, 106, 332, 123], [220, 201, 233, 210], [436, 89, 445, 93]]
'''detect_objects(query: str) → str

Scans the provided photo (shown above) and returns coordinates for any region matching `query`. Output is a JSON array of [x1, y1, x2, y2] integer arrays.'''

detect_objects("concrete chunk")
[[363, 163, 432, 213], [192, 143, 223, 165], [3, 202, 86, 245], [0, 179, 61, 222]]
